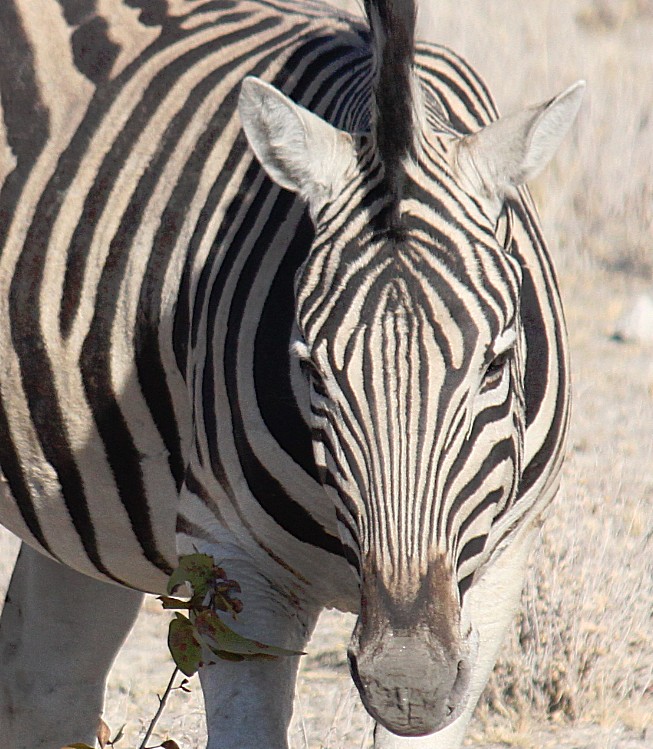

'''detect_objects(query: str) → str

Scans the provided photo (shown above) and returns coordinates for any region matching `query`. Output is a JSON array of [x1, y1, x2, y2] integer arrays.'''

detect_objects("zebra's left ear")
[[456, 80, 585, 206], [238, 76, 356, 214]]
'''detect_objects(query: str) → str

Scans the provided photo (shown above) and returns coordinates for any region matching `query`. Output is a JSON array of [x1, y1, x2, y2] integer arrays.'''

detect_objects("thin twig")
[[138, 666, 180, 749]]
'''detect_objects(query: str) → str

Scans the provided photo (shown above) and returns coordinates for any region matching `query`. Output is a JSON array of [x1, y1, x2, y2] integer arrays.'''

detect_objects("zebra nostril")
[[347, 646, 363, 689], [450, 657, 471, 705]]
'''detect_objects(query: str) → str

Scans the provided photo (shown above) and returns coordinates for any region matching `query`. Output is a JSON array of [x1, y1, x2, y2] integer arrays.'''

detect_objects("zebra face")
[[290, 223, 524, 735], [239, 74, 583, 736], [292, 225, 525, 579]]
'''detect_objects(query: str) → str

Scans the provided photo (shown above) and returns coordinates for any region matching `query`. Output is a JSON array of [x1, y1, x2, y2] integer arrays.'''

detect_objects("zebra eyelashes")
[[290, 339, 311, 361], [291, 339, 325, 386], [299, 357, 320, 381], [482, 330, 517, 388], [291, 339, 315, 374]]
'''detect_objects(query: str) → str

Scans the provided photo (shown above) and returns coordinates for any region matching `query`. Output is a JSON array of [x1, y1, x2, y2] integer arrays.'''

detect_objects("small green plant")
[[62, 554, 301, 749], [162, 553, 302, 675]]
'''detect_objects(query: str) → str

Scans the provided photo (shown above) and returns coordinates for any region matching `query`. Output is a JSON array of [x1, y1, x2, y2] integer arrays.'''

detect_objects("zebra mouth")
[[348, 631, 472, 735]]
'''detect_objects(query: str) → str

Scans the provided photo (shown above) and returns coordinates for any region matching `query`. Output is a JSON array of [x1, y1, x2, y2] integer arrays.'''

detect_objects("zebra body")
[[0, 0, 366, 598], [0, 1, 582, 747]]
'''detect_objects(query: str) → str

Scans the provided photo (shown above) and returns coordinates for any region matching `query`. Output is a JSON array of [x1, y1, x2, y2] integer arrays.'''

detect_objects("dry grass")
[[475, 265, 653, 738], [480, 482, 652, 731]]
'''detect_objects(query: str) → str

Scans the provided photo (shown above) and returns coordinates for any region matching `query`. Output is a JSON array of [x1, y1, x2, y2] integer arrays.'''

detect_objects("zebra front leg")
[[200, 648, 305, 749], [191, 559, 320, 749], [373, 522, 539, 749], [0, 543, 144, 749]]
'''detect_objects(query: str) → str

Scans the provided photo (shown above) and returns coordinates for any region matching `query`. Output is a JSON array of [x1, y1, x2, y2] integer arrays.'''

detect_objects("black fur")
[[364, 0, 417, 207]]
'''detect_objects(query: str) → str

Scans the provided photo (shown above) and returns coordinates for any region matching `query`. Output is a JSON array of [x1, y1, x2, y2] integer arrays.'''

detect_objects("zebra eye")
[[487, 350, 510, 374], [482, 349, 512, 389], [299, 357, 319, 380], [483, 328, 516, 386]]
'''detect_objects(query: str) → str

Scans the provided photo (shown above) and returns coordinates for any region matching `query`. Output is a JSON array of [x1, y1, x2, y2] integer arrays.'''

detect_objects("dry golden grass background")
[[0, 1, 651, 747]]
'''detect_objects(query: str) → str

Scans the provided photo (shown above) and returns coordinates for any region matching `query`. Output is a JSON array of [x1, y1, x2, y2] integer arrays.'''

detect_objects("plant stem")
[[138, 666, 180, 749]]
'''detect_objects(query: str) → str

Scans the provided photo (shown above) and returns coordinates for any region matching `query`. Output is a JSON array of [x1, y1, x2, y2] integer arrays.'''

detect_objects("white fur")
[[238, 77, 357, 218]]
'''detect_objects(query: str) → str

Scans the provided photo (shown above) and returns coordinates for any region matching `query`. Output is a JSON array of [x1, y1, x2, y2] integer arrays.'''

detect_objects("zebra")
[[0, 0, 584, 747]]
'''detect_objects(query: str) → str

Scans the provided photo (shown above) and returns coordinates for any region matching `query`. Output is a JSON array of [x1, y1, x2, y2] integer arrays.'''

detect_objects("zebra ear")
[[457, 80, 585, 204], [238, 76, 356, 212]]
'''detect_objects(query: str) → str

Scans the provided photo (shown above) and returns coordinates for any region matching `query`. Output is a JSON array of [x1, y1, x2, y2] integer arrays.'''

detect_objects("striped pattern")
[[291, 116, 566, 597], [0, 0, 568, 606]]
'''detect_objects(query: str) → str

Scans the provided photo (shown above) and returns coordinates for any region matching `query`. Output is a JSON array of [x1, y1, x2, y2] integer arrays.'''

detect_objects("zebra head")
[[238, 1, 583, 737]]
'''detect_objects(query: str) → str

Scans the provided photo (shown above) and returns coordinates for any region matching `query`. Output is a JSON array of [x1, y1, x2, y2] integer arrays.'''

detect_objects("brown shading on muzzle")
[[348, 555, 472, 736]]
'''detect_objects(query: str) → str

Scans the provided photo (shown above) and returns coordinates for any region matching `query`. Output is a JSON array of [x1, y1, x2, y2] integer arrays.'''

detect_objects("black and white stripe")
[[0, 0, 569, 609]]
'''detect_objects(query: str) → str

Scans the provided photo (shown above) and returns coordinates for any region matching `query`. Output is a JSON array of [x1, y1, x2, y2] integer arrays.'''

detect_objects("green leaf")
[[193, 609, 303, 660], [213, 649, 246, 662], [167, 553, 216, 597], [168, 613, 203, 676]]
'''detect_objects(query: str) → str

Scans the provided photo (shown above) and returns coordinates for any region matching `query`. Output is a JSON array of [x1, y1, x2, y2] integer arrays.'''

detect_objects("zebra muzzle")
[[348, 628, 472, 736], [347, 558, 472, 735]]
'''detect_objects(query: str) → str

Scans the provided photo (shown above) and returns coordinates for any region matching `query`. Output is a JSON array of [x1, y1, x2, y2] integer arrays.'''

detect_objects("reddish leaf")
[[168, 614, 202, 676], [96, 719, 111, 748], [215, 579, 241, 594], [211, 594, 228, 612]]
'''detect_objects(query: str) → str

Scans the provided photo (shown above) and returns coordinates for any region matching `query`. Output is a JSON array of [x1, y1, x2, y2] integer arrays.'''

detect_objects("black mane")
[[364, 0, 417, 205]]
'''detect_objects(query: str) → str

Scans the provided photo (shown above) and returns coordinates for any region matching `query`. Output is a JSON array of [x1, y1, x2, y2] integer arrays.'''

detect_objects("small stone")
[[613, 293, 653, 344]]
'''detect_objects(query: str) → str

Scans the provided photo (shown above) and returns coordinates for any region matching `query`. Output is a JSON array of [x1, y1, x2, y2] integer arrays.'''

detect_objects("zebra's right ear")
[[238, 76, 356, 213]]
